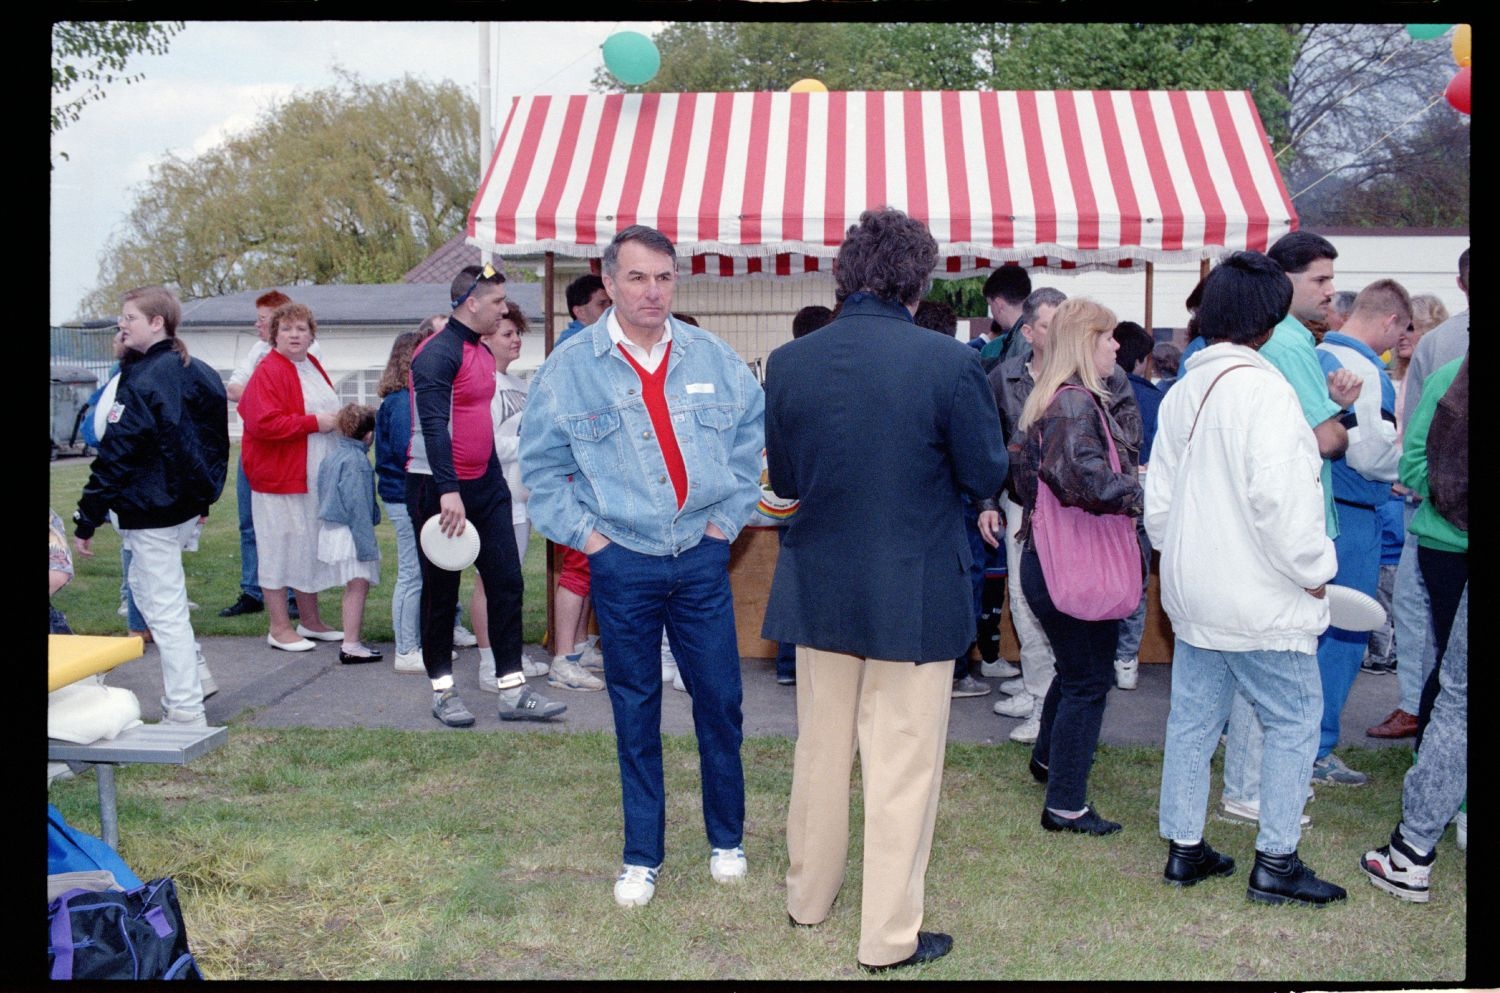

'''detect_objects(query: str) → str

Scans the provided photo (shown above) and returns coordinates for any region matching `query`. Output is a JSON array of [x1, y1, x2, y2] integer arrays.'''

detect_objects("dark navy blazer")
[[761, 293, 1010, 662]]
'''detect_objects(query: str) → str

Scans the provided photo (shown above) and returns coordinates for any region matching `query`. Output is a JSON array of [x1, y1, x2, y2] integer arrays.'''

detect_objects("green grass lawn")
[[50, 449, 548, 644], [48, 729, 1465, 981], [48, 452, 1468, 981]]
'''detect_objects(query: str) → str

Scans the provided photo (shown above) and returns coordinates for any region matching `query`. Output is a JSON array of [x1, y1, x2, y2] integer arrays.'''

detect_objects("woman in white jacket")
[[1145, 252, 1344, 907]]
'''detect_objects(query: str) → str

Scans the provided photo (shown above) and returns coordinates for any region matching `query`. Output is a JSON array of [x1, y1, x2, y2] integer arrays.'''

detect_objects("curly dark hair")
[[833, 207, 938, 308]]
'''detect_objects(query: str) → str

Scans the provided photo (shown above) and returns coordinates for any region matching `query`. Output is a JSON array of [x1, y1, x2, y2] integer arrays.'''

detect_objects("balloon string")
[[1288, 92, 1447, 201], [1275, 49, 1402, 161]]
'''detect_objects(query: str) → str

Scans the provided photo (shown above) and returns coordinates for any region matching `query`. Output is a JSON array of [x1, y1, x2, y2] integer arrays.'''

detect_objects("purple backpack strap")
[[48, 888, 91, 980]]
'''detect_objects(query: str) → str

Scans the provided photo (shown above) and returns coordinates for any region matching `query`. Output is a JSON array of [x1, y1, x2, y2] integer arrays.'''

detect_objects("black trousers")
[[406, 468, 523, 682], [1414, 545, 1467, 752]]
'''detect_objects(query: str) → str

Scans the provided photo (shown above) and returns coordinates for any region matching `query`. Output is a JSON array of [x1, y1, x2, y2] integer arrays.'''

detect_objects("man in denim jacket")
[[520, 225, 765, 910]]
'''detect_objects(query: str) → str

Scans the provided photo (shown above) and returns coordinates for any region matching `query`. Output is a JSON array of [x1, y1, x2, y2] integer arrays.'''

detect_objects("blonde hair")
[[1018, 298, 1117, 433], [1410, 294, 1449, 335]]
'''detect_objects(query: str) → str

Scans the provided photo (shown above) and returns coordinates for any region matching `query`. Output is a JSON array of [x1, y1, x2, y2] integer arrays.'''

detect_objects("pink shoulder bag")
[[1030, 385, 1142, 621]]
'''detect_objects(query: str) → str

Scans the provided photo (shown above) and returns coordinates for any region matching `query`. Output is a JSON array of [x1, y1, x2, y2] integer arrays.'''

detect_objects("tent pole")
[[1144, 261, 1154, 335], [544, 250, 556, 654]]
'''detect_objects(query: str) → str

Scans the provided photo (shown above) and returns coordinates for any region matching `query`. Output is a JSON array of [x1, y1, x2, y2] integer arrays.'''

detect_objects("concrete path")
[[101, 636, 1410, 753]]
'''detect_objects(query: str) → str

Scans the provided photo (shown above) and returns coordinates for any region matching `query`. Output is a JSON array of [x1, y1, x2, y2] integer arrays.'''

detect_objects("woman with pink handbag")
[[1010, 298, 1144, 836]]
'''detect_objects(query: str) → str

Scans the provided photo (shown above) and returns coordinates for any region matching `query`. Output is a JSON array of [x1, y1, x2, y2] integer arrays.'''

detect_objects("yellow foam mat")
[[48, 635, 144, 692]]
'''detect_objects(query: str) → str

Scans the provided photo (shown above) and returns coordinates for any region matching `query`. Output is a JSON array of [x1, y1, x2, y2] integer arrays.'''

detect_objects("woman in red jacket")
[[239, 303, 344, 651]]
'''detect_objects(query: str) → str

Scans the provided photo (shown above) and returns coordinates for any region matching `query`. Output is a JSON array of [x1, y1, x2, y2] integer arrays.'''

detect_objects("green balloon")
[[1406, 24, 1453, 40], [603, 31, 660, 86]]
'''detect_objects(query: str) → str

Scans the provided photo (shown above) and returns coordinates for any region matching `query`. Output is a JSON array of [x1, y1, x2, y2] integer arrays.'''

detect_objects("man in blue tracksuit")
[[1313, 279, 1408, 781]]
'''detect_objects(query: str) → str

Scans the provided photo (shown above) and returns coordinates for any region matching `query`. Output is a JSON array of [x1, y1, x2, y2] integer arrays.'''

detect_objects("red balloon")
[[1446, 66, 1471, 114]]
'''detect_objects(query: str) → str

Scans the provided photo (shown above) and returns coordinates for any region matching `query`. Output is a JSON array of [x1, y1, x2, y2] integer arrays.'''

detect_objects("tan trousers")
[[785, 646, 955, 966]]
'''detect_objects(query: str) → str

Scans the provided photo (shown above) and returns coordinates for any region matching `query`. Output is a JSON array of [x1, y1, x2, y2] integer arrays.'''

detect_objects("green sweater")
[[1400, 356, 1466, 553]]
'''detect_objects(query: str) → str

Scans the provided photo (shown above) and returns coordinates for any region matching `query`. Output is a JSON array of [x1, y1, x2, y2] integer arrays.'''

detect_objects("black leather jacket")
[[75, 339, 229, 538], [1008, 375, 1143, 545]]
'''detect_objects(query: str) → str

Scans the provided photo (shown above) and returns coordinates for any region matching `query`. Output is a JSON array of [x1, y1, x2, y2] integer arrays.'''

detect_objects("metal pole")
[[1144, 261, 1154, 334], [544, 250, 556, 653], [478, 23, 493, 266], [97, 764, 119, 850]]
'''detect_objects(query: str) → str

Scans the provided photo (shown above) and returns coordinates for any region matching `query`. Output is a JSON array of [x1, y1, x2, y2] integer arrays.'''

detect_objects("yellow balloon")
[[789, 78, 828, 94], [1452, 24, 1471, 67]]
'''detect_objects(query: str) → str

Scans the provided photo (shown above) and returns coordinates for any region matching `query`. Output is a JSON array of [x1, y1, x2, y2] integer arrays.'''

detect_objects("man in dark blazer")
[[763, 207, 1009, 972]]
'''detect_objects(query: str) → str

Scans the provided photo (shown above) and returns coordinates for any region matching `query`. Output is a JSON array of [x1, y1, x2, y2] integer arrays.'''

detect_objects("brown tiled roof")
[[403, 234, 486, 283]]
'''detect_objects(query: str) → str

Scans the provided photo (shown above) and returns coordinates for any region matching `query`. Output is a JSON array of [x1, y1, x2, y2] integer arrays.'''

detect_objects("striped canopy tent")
[[466, 89, 1298, 289]]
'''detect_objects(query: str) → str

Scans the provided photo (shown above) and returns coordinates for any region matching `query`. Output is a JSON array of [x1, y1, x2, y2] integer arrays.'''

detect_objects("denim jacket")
[[520, 312, 766, 557]]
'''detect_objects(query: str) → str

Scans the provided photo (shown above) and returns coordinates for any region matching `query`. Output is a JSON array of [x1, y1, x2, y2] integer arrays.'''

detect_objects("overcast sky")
[[49, 20, 660, 324]]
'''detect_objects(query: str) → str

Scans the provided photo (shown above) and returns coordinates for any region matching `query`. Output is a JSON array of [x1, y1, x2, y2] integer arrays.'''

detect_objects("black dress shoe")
[[1247, 849, 1347, 906], [218, 593, 265, 617], [1164, 841, 1236, 886], [1029, 756, 1049, 784], [860, 931, 953, 972], [338, 648, 384, 665], [1041, 806, 1122, 835]]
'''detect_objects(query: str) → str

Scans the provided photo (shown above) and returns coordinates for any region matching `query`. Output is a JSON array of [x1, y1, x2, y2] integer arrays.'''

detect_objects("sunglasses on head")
[[451, 262, 499, 310]]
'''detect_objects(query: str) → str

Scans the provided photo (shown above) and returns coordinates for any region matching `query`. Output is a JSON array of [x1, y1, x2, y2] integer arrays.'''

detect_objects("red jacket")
[[239, 349, 333, 494]]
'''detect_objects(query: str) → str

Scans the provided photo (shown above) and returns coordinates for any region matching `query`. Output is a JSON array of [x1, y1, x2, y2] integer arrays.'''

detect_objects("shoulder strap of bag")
[[1187, 365, 1255, 444]]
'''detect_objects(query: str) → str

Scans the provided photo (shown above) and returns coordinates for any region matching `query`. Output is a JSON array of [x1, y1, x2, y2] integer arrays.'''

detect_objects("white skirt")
[[317, 525, 380, 586]]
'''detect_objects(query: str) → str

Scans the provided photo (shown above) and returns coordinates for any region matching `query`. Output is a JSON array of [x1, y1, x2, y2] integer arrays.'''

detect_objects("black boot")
[[1247, 849, 1347, 906], [1164, 841, 1236, 886]]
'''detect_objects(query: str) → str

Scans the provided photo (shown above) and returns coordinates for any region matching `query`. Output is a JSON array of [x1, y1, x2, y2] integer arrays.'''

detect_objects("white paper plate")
[[1326, 584, 1386, 633], [420, 515, 480, 572]]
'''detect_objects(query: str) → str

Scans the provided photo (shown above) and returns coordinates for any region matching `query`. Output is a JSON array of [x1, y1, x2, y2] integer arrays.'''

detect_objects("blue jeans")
[[1400, 585, 1467, 852], [1393, 501, 1430, 714], [1114, 518, 1151, 660], [235, 453, 263, 601], [589, 536, 745, 867], [387, 502, 422, 655], [1160, 641, 1321, 854], [1021, 545, 1119, 812], [120, 547, 146, 631], [1314, 502, 1381, 757]]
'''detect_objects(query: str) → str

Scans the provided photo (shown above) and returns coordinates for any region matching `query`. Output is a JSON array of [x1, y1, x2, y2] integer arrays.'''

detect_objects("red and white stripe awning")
[[467, 90, 1296, 276]]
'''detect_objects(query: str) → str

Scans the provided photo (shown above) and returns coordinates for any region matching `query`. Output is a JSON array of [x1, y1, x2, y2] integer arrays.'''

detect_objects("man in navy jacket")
[[763, 207, 1008, 972]]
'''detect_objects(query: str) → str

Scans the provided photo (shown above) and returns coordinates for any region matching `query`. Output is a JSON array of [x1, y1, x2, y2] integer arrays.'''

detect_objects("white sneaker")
[[614, 863, 660, 907], [1114, 656, 1138, 690], [548, 657, 605, 691], [1009, 714, 1041, 744], [116, 599, 129, 617], [993, 690, 1035, 718], [574, 640, 605, 672], [394, 650, 426, 674], [452, 624, 478, 648], [662, 660, 679, 683], [672, 668, 686, 692], [998, 676, 1027, 696], [709, 846, 747, 883], [198, 664, 218, 700], [981, 658, 1021, 678], [522, 655, 551, 678], [160, 706, 208, 728], [1218, 796, 1311, 827]]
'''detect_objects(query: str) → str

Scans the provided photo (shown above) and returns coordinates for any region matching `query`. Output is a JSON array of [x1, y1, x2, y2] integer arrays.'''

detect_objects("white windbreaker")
[[1145, 343, 1337, 655]]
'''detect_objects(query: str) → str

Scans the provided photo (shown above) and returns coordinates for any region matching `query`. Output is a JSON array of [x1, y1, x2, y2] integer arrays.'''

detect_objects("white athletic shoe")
[[548, 657, 605, 691], [998, 676, 1027, 696], [1114, 656, 1139, 690], [993, 690, 1035, 718], [1218, 796, 1311, 827], [614, 863, 660, 908], [709, 846, 747, 883], [522, 655, 551, 678], [393, 650, 426, 674], [981, 658, 1021, 678], [452, 624, 478, 648], [672, 668, 686, 692]]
